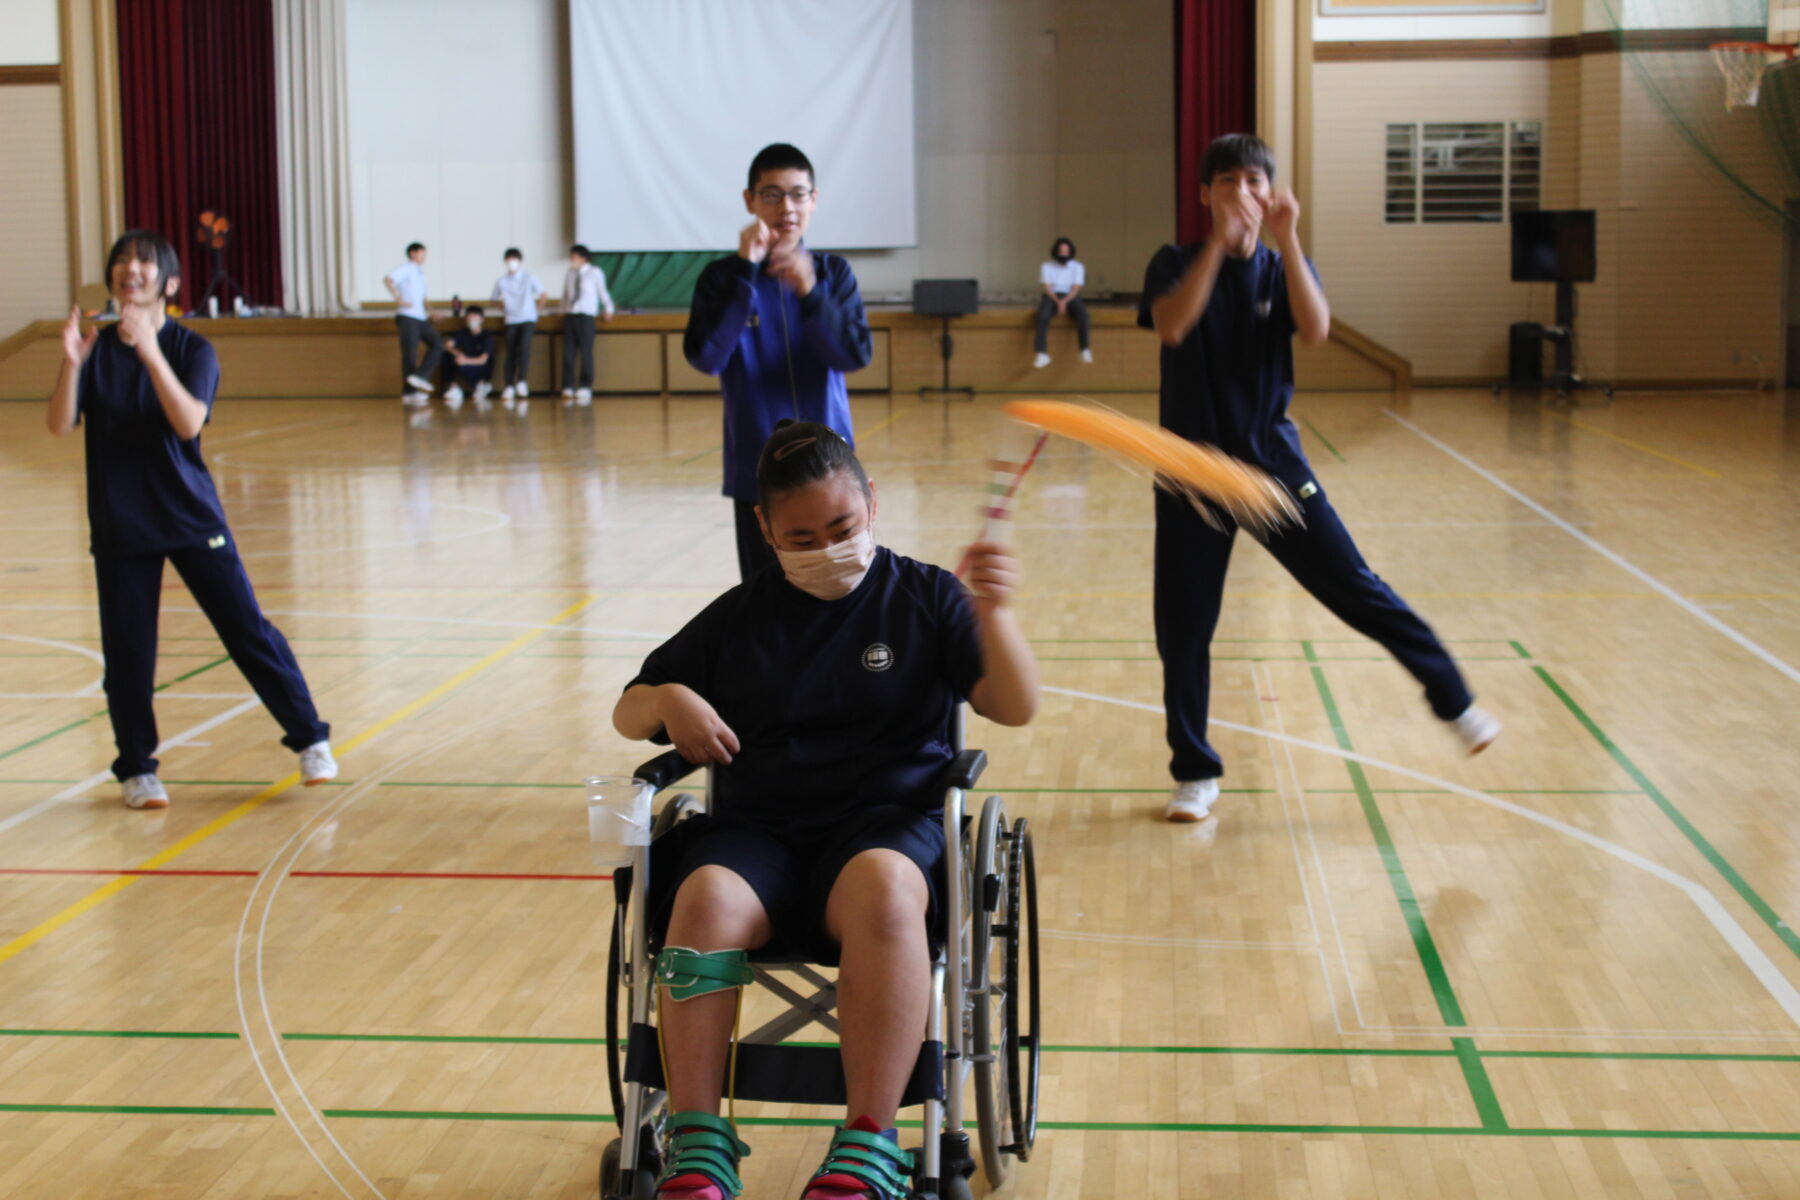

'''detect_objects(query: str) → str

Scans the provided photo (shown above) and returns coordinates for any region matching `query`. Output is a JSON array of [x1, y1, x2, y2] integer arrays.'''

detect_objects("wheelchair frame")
[[599, 735, 1040, 1200]]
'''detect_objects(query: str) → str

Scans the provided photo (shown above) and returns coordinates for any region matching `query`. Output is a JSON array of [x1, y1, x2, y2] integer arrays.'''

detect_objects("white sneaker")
[[1080, 348, 1094, 364], [576, 388, 593, 406], [1165, 778, 1219, 823], [516, 383, 530, 398], [445, 384, 464, 402], [1032, 352, 1051, 369], [1451, 705, 1501, 756], [502, 385, 516, 402], [299, 741, 338, 786], [445, 394, 464, 411], [405, 374, 433, 392], [474, 380, 492, 401], [122, 773, 169, 810]]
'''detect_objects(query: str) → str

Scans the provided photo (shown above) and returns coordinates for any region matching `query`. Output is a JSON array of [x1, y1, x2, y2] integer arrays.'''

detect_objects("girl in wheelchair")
[[613, 420, 1038, 1200]]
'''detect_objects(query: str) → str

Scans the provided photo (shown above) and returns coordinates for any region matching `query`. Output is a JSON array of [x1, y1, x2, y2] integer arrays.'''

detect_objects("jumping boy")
[[384, 241, 439, 406], [683, 143, 873, 581], [45, 230, 336, 810], [613, 420, 1036, 1200], [1140, 134, 1499, 823]]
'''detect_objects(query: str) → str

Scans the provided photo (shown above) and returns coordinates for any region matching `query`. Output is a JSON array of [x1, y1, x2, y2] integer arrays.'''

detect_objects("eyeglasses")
[[754, 187, 814, 206]]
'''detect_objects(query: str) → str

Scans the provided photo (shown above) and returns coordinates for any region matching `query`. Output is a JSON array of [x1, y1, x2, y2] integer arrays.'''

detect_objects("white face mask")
[[506, 260, 521, 274], [775, 529, 876, 600]]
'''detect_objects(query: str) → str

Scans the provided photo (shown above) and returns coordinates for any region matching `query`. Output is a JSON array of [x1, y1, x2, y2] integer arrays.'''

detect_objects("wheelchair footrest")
[[624, 1022, 946, 1107]]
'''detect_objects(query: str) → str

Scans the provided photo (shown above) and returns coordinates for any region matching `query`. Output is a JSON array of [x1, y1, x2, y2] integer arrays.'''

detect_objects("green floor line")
[[2, 1028, 1798, 1064], [1531, 664, 1800, 962], [7, 1101, 1797, 1140], [1304, 642, 1507, 1131], [360, 782, 1276, 795], [1298, 415, 1346, 464], [0, 656, 233, 764], [1509, 640, 1531, 659], [1453, 1037, 1509, 1130]]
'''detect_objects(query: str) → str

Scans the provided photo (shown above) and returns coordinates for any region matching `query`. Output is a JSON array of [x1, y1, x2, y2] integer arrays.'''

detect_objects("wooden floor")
[[2, 388, 1799, 1198]]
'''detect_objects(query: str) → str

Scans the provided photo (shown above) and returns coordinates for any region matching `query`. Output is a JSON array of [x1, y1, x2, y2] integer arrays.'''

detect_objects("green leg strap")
[[658, 1110, 752, 1198], [657, 946, 753, 1002], [808, 1127, 916, 1200]]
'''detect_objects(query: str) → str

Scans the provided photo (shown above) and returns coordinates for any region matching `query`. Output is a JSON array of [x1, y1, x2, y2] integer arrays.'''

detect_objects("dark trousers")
[[564, 313, 596, 389], [396, 315, 443, 389], [734, 500, 778, 582], [442, 358, 493, 389], [1153, 485, 1472, 782], [1034, 293, 1091, 353], [94, 540, 330, 781], [504, 321, 535, 386]]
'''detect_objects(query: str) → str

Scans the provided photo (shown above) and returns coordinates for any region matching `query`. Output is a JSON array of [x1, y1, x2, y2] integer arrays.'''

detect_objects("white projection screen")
[[570, 0, 916, 252]]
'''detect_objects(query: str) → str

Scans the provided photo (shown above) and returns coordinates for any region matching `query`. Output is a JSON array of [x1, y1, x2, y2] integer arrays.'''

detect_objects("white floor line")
[[236, 684, 584, 1197], [0, 697, 262, 836], [1040, 928, 1315, 951], [10, 502, 513, 565], [1042, 683, 1800, 1034], [0, 633, 105, 696], [1383, 408, 1800, 689], [1257, 663, 1359, 1037]]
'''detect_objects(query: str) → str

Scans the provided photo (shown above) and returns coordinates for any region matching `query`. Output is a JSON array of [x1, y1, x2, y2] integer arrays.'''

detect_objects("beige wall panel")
[[1312, 58, 1555, 381], [1612, 50, 1784, 384], [592, 332, 662, 393], [0, 86, 71, 336]]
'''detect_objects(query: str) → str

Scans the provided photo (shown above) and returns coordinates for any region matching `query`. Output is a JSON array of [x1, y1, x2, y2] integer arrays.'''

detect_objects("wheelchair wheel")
[[599, 1137, 656, 1200], [970, 798, 1038, 1184], [605, 899, 627, 1128], [1003, 818, 1041, 1161]]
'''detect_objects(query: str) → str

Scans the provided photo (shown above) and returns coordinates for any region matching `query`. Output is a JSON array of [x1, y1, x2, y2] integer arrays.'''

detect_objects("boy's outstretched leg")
[[1262, 487, 1499, 754]]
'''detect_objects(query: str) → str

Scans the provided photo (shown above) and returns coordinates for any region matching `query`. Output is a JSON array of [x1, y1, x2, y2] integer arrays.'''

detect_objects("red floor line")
[[0, 868, 611, 881], [291, 870, 613, 881]]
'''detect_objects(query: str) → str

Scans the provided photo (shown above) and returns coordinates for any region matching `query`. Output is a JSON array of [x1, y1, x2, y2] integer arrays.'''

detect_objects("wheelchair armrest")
[[944, 748, 988, 790], [635, 749, 700, 792]]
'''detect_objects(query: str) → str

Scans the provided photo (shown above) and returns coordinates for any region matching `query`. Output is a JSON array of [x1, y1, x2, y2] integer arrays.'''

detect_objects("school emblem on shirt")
[[862, 643, 894, 672]]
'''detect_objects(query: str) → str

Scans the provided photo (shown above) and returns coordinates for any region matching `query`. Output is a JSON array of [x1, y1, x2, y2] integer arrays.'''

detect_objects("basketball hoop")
[[1711, 41, 1796, 110]]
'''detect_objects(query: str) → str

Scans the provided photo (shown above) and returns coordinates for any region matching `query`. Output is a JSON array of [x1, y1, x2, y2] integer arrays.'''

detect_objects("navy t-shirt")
[[1137, 241, 1317, 491], [77, 321, 226, 556], [451, 328, 492, 361], [626, 547, 983, 835]]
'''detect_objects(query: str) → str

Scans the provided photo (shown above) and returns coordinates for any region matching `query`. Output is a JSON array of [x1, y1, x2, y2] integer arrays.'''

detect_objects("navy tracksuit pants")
[[94, 537, 329, 781], [1154, 484, 1472, 782]]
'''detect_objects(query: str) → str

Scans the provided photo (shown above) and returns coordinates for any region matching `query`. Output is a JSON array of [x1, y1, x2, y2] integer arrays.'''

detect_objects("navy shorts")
[[647, 805, 946, 966]]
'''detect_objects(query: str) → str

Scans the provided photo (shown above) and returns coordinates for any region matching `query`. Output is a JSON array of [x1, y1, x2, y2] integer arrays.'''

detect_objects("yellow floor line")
[[0, 594, 597, 968], [857, 406, 913, 438], [1558, 413, 1721, 479]]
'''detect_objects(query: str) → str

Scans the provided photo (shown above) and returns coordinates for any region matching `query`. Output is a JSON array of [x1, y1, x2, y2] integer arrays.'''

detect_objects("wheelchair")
[[599, 737, 1041, 1200]]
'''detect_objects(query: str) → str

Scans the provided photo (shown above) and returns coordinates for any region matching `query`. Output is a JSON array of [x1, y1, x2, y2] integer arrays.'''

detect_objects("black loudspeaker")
[[1508, 321, 1544, 386], [912, 279, 979, 317]]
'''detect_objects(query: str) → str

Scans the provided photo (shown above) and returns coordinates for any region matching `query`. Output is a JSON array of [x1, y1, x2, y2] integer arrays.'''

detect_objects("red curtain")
[[117, 0, 282, 310], [1176, 0, 1257, 244]]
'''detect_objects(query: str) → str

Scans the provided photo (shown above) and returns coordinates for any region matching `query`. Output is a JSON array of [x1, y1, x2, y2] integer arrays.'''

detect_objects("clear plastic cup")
[[586, 776, 653, 867]]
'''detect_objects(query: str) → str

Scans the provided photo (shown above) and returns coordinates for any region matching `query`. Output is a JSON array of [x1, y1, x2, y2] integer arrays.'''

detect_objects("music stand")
[[913, 279, 978, 400]]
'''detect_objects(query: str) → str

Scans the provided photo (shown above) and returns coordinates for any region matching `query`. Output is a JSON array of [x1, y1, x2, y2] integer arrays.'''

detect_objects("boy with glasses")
[[684, 143, 873, 581]]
